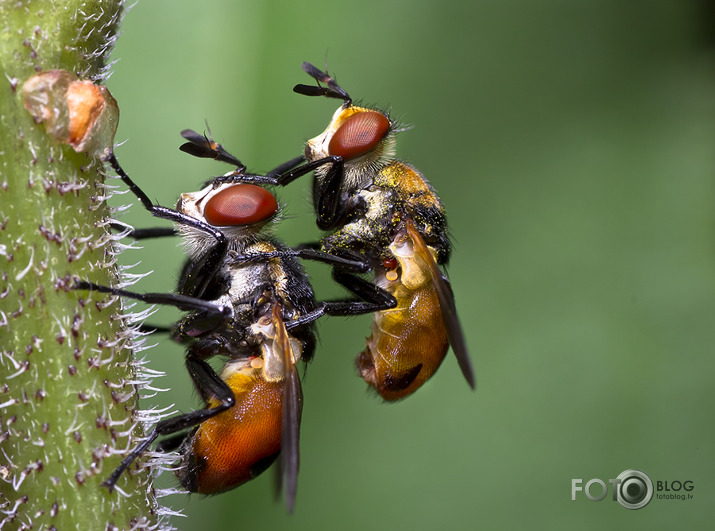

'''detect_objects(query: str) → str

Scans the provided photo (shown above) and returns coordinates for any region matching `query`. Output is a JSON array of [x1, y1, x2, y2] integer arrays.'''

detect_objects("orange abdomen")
[[181, 372, 283, 494], [357, 280, 449, 401]]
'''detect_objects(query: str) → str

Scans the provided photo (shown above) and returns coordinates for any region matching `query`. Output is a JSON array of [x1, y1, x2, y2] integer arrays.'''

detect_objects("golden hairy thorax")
[[375, 161, 442, 211]]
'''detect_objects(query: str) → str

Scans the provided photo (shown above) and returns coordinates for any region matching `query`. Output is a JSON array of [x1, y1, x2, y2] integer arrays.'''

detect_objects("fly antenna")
[[179, 126, 245, 169], [293, 62, 352, 106]]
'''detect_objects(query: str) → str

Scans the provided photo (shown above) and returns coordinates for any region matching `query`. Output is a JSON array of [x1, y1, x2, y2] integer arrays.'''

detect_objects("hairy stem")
[[0, 2, 163, 529]]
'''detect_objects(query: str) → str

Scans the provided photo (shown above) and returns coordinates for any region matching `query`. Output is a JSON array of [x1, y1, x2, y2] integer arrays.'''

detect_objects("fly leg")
[[102, 355, 235, 491], [73, 280, 232, 320], [102, 152, 229, 297], [109, 223, 177, 239], [179, 127, 313, 188], [228, 247, 369, 274], [284, 272, 396, 331]]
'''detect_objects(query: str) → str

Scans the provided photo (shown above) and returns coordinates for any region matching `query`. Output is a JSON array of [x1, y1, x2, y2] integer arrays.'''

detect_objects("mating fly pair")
[[178, 64, 477, 402], [75, 61, 474, 510], [77, 132, 391, 511]]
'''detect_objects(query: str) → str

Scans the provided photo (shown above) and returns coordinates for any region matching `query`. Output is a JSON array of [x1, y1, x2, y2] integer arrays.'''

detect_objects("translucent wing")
[[406, 220, 475, 389], [272, 303, 303, 513]]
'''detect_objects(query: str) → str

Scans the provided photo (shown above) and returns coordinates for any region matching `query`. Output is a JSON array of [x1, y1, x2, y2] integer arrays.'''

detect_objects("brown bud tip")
[[22, 70, 119, 157]]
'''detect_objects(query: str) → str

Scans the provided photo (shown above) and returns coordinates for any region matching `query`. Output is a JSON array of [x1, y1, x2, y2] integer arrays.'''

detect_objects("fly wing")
[[405, 220, 475, 389], [272, 303, 303, 513]]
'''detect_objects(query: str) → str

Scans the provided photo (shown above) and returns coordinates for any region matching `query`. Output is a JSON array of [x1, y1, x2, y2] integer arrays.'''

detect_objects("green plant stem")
[[0, 1, 161, 529]]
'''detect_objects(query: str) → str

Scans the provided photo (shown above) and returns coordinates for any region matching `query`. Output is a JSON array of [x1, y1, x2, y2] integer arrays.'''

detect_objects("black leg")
[[104, 152, 229, 298], [283, 273, 396, 332], [155, 432, 188, 453], [207, 154, 309, 188], [209, 155, 343, 189], [208, 170, 284, 188], [330, 271, 397, 311], [265, 155, 306, 179], [137, 323, 174, 334], [104, 152, 227, 247], [110, 223, 177, 240], [102, 356, 236, 491], [228, 247, 369, 273], [290, 248, 369, 272], [273, 156, 342, 187], [312, 158, 348, 230], [73, 280, 231, 319]]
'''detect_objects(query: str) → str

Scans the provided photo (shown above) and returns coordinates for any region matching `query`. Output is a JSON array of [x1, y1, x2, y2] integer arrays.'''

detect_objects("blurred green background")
[[107, 1, 714, 529]]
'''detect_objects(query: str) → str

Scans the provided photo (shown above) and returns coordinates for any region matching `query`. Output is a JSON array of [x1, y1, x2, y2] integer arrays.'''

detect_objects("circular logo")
[[615, 469, 653, 510]]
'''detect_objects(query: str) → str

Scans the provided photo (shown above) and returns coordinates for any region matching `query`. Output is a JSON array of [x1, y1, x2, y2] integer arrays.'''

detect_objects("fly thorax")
[[226, 261, 268, 303], [357, 187, 393, 223]]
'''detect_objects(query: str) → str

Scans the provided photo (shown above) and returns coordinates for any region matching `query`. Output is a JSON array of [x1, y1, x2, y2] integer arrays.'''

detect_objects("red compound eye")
[[328, 111, 390, 161], [203, 184, 278, 226]]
